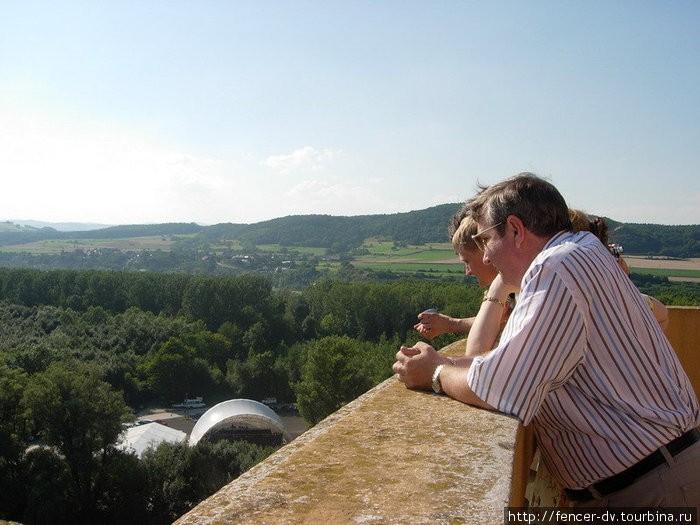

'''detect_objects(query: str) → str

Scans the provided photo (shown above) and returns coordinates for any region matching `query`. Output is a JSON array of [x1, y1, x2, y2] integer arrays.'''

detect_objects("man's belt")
[[565, 428, 700, 502]]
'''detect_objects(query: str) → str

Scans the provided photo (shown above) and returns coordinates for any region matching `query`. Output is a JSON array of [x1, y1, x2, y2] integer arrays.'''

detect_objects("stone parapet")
[[175, 339, 525, 524]]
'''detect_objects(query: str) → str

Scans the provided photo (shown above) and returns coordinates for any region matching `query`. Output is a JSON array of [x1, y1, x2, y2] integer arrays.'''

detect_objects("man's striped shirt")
[[467, 231, 699, 489]]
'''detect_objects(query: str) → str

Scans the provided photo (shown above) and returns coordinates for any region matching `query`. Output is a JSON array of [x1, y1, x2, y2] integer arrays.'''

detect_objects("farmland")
[[0, 232, 699, 282], [0, 235, 177, 254], [352, 241, 700, 282], [624, 255, 700, 282]]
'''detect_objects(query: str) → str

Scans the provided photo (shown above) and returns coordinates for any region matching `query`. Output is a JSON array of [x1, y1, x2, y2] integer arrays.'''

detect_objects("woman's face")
[[457, 246, 498, 287]]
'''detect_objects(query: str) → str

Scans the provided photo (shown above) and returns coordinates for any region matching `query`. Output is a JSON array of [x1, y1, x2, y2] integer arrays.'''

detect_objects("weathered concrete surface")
[[175, 340, 521, 525]]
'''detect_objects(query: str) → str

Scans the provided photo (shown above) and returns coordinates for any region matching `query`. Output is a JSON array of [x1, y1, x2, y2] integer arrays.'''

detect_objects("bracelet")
[[482, 296, 507, 308], [447, 357, 455, 365]]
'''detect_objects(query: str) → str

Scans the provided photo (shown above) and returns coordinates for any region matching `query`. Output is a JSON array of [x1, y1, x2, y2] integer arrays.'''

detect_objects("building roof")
[[189, 398, 291, 446], [118, 422, 187, 458]]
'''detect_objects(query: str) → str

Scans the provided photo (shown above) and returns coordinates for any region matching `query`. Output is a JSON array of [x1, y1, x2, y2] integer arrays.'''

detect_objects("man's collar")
[[542, 230, 574, 250]]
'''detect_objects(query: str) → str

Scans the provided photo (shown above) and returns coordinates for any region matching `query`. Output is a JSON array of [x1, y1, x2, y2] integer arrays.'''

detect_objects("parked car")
[[172, 397, 206, 409]]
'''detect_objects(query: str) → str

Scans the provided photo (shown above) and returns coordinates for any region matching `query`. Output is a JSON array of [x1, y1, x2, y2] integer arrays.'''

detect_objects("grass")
[[256, 244, 328, 256], [1, 232, 695, 281], [363, 240, 453, 256], [630, 268, 700, 279], [0, 236, 175, 254], [353, 262, 465, 280], [362, 249, 456, 262]]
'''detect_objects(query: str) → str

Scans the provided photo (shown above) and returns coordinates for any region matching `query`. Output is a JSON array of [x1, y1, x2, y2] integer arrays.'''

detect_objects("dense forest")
[[0, 269, 486, 524]]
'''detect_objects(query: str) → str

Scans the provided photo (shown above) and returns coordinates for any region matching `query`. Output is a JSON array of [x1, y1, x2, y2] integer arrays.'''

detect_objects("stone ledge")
[[175, 340, 522, 525]]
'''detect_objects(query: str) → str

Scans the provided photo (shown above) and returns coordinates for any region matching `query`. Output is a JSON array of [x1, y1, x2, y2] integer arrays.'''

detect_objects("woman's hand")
[[414, 311, 453, 339]]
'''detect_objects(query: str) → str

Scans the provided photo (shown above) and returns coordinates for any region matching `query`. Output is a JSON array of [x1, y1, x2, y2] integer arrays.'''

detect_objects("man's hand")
[[393, 342, 496, 411], [392, 341, 448, 390]]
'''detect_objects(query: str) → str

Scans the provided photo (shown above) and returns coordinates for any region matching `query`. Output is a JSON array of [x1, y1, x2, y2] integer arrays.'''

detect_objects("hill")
[[604, 220, 699, 258], [199, 208, 699, 257], [208, 203, 457, 250], [5, 219, 112, 231], [2, 207, 699, 258], [0, 221, 205, 246]]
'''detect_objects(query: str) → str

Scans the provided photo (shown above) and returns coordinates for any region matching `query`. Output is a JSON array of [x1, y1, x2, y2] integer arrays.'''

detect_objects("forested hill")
[[3, 205, 699, 257], [226, 203, 457, 249], [2, 204, 458, 249], [226, 210, 698, 256], [604, 221, 699, 258]]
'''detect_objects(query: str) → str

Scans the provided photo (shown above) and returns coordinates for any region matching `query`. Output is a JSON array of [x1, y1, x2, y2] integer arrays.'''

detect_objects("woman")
[[414, 215, 515, 357]]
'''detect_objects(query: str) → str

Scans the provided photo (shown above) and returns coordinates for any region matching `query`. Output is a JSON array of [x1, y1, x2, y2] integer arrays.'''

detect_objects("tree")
[[140, 338, 214, 402], [293, 336, 373, 425], [186, 330, 233, 376], [140, 440, 275, 524], [21, 447, 72, 525], [227, 350, 289, 401], [22, 361, 132, 524], [0, 364, 30, 520]]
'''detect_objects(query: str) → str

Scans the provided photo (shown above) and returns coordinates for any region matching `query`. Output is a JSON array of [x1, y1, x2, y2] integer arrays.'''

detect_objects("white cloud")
[[0, 108, 234, 224], [284, 178, 394, 216], [263, 146, 340, 174]]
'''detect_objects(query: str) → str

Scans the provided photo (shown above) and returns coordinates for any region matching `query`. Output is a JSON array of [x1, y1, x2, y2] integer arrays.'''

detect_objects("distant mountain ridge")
[[3, 206, 699, 257], [5, 220, 113, 232]]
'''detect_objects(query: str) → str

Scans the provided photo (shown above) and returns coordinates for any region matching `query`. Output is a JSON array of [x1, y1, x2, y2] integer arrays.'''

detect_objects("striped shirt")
[[467, 231, 700, 489]]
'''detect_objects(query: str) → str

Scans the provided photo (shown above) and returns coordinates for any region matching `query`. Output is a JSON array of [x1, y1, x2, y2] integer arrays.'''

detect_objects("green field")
[[1, 232, 698, 281], [354, 241, 700, 281], [0, 235, 177, 254], [629, 268, 700, 279], [355, 262, 464, 274], [256, 244, 328, 256], [353, 240, 463, 277], [352, 262, 700, 280]]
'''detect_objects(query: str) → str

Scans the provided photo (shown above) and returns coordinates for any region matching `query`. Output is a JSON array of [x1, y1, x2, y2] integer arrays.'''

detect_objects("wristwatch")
[[432, 364, 446, 394]]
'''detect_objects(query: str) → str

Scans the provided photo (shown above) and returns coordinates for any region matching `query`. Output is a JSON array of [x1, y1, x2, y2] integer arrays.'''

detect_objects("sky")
[[1, 1, 699, 227]]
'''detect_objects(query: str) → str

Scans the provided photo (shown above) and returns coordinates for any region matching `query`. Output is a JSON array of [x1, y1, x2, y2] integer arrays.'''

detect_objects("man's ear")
[[506, 215, 527, 249]]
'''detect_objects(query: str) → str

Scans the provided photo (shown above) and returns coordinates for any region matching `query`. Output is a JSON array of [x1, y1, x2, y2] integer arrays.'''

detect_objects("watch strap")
[[432, 364, 446, 394]]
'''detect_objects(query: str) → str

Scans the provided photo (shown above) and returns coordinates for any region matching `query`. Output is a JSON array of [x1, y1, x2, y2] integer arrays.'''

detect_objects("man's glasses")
[[471, 222, 503, 252]]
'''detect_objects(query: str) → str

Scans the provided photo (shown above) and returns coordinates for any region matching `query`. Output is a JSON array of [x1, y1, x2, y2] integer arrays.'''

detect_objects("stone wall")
[[175, 339, 526, 524]]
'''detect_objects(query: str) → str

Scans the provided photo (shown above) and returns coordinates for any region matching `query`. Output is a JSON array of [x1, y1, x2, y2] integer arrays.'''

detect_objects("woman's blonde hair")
[[451, 215, 479, 253]]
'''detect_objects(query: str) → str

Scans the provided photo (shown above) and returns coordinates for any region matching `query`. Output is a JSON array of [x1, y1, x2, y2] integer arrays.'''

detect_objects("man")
[[393, 173, 699, 507]]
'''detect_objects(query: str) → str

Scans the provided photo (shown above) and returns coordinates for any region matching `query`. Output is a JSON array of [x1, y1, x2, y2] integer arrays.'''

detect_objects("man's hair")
[[466, 172, 572, 237], [451, 215, 479, 252]]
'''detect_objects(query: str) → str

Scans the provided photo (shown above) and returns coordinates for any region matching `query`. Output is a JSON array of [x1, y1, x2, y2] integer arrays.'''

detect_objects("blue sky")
[[1, 1, 698, 226]]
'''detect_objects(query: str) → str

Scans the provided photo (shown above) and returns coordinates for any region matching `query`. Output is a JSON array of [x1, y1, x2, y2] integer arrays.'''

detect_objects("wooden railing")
[[175, 306, 699, 524]]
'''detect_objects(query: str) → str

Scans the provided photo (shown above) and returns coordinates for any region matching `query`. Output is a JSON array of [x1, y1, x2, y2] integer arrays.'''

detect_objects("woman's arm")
[[414, 312, 475, 339], [465, 274, 518, 357]]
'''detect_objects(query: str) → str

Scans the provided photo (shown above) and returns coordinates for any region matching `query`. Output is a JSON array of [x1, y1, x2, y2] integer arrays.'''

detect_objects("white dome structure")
[[189, 399, 292, 446]]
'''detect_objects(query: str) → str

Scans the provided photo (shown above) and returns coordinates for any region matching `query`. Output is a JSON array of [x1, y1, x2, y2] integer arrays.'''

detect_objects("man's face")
[[473, 218, 520, 287]]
